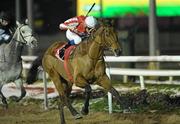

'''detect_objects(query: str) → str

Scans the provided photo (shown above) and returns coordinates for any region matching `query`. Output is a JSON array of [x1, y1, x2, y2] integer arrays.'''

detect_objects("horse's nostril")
[[30, 40, 37, 48], [119, 49, 122, 55], [115, 49, 122, 56]]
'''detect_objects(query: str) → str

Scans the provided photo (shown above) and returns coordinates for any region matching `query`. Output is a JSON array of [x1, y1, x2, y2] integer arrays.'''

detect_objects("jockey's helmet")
[[85, 16, 97, 28], [0, 11, 12, 26], [0, 11, 11, 22]]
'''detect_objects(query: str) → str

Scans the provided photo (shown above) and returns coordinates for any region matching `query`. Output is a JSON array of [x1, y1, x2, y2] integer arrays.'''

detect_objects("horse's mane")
[[73, 25, 103, 57], [73, 38, 92, 56]]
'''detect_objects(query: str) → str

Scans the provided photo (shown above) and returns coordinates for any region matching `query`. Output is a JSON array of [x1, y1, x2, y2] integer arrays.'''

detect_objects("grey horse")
[[0, 21, 37, 108]]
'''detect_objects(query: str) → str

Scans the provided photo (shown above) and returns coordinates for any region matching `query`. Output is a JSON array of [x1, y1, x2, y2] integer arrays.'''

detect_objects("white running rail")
[[104, 55, 180, 113], [21, 55, 180, 113]]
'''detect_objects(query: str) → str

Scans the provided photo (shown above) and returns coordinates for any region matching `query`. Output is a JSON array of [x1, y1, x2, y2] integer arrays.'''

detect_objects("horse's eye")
[[22, 31, 25, 33]]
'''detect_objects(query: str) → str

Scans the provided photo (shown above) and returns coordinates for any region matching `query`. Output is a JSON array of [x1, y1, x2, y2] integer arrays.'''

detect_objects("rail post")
[[43, 71, 48, 110]]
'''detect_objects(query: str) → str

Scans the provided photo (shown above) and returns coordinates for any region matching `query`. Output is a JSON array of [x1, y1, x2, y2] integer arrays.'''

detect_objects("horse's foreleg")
[[98, 75, 128, 109], [0, 84, 8, 109], [81, 84, 91, 115], [109, 87, 132, 113], [14, 78, 26, 102], [109, 87, 125, 107], [75, 76, 92, 115], [17, 86, 26, 102]]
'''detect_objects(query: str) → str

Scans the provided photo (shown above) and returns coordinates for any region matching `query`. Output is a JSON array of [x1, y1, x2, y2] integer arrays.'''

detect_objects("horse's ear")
[[98, 18, 105, 26], [25, 19, 29, 25], [16, 21, 21, 26], [104, 19, 114, 27], [110, 20, 114, 26]]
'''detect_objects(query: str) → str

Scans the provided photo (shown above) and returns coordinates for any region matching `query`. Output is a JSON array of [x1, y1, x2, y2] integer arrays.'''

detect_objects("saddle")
[[55, 43, 76, 61]]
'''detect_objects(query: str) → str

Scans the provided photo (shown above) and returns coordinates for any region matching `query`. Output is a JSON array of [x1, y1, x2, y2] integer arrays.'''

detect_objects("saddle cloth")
[[54, 43, 76, 82], [55, 43, 75, 61]]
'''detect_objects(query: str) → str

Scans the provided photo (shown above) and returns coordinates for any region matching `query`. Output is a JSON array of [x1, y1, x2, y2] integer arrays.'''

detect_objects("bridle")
[[18, 25, 33, 44], [87, 26, 113, 60], [93, 27, 113, 48]]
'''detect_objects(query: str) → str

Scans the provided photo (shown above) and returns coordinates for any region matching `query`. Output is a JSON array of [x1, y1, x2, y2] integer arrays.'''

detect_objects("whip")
[[85, 3, 96, 16]]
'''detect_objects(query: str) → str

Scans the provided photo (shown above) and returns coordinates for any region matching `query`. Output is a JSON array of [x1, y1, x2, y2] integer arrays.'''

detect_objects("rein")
[[16, 25, 33, 44], [87, 41, 102, 60], [87, 27, 111, 60], [62, 26, 116, 82], [19, 25, 28, 44]]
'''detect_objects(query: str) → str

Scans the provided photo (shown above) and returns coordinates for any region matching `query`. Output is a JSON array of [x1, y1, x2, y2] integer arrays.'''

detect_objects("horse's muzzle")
[[30, 39, 38, 48], [114, 48, 122, 56]]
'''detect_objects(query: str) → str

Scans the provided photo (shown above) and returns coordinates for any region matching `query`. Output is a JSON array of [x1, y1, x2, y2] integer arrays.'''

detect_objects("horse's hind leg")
[[10, 78, 26, 102], [58, 95, 66, 124], [75, 76, 92, 115], [47, 69, 82, 123], [81, 84, 91, 115], [0, 84, 8, 109]]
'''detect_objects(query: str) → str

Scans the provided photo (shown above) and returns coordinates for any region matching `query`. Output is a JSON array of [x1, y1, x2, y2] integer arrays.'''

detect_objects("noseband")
[[18, 25, 33, 44], [93, 27, 112, 48]]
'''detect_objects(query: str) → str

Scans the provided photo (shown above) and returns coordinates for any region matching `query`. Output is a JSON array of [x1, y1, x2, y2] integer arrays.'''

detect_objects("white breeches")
[[66, 29, 82, 45]]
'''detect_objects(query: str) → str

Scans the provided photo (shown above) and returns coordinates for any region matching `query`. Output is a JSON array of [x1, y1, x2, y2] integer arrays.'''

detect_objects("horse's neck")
[[73, 39, 91, 56], [3, 32, 23, 63], [73, 35, 103, 60], [88, 37, 103, 60]]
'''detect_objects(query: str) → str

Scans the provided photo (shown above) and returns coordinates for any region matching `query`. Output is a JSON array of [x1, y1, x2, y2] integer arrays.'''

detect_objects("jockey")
[[59, 15, 98, 50], [0, 11, 15, 44]]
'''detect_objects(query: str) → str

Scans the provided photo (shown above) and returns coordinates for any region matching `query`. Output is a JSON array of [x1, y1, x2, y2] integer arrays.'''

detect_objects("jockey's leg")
[[60, 30, 82, 59], [66, 29, 82, 47], [59, 40, 74, 59], [64, 40, 73, 49]]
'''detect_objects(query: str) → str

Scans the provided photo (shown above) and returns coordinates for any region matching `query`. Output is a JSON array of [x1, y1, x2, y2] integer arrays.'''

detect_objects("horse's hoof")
[[3, 104, 8, 109], [123, 109, 131, 113], [74, 114, 82, 120], [60, 121, 66, 124], [2, 99, 8, 109], [81, 109, 89, 115], [9, 96, 19, 102], [123, 107, 134, 114]]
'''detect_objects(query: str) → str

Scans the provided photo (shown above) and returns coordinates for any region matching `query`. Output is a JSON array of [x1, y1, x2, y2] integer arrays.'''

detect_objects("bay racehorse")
[[0, 21, 37, 108], [27, 22, 126, 124]]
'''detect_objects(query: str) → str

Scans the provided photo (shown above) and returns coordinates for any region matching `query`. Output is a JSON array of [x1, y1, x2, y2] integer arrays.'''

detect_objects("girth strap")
[[64, 45, 76, 82]]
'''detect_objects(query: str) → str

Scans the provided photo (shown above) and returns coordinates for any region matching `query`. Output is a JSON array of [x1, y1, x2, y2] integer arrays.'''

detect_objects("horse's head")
[[13, 21, 38, 48], [94, 23, 122, 56]]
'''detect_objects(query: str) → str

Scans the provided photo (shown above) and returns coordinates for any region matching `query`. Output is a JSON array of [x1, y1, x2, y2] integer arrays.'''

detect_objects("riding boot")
[[64, 43, 71, 49], [59, 43, 71, 59]]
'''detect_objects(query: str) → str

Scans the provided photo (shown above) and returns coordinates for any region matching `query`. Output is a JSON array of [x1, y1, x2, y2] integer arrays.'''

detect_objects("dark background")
[[1, 0, 180, 56]]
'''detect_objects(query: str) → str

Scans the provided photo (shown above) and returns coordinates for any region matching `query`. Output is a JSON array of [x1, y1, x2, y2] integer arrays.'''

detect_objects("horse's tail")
[[26, 54, 43, 84]]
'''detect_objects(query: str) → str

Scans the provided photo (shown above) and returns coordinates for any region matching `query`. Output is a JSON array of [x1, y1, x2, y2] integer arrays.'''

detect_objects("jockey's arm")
[[0, 29, 11, 43], [59, 17, 79, 31]]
